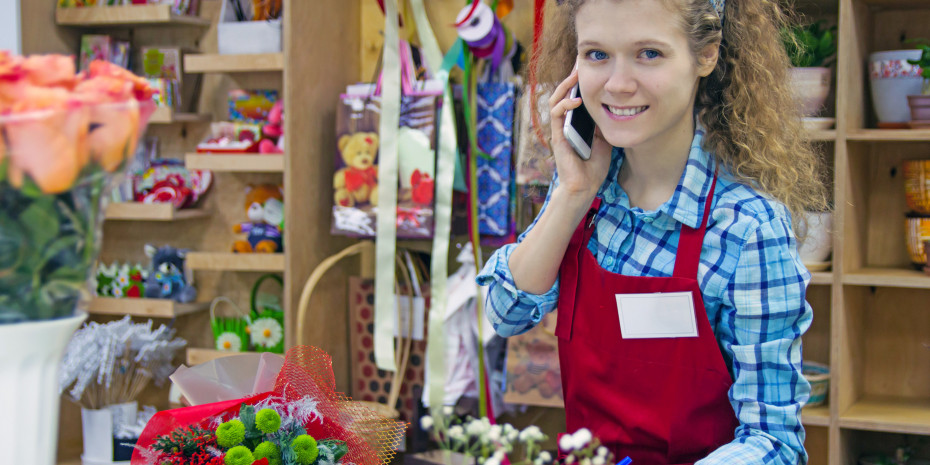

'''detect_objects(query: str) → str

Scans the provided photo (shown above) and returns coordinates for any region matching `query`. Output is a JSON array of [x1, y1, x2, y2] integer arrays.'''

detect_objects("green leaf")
[[37, 279, 83, 320]]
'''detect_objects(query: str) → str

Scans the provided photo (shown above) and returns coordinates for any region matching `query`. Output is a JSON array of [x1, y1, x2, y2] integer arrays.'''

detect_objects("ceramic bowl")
[[803, 117, 836, 130], [790, 67, 832, 117], [904, 160, 930, 214], [869, 50, 924, 123], [904, 215, 930, 266], [798, 211, 833, 264]]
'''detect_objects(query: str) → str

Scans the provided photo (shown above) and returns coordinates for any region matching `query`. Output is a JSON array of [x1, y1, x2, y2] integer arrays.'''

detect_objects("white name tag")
[[616, 292, 699, 338]]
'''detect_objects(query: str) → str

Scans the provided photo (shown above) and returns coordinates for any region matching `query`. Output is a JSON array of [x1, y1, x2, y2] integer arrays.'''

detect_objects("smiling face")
[[575, 0, 717, 156]]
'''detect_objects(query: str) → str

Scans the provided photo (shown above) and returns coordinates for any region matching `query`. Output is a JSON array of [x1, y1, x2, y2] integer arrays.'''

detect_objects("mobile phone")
[[562, 84, 596, 160]]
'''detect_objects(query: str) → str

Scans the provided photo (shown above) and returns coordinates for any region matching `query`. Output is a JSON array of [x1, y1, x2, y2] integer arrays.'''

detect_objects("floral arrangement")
[[59, 316, 186, 409], [96, 261, 148, 298], [420, 411, 626, 465], [0, 51, 155, 323], [144, 398, 349, 465]]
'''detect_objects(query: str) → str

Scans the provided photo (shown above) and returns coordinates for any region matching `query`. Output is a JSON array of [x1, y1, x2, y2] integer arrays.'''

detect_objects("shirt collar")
[[598, 127, 717, 230]]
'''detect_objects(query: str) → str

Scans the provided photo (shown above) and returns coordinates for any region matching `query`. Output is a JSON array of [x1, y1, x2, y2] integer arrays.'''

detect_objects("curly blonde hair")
[[529, 0, 829, 223]]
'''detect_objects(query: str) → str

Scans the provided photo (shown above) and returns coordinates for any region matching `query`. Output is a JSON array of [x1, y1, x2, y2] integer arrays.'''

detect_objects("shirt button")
[[643, 216, 654, 224], [604, 256, 614, 267]]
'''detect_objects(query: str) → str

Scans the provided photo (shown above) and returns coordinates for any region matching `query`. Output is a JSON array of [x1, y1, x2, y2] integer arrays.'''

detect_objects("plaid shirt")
[[477, 129, 813, 465]]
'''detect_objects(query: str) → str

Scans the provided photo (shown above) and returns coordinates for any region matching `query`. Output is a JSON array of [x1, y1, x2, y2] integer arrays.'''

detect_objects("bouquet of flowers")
[[132, 346, 406, 465], [0, 51, 155, 324]]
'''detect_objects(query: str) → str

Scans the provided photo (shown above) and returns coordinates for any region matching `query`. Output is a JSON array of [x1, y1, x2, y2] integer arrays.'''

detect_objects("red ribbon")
[[453, 0, 483, 27]]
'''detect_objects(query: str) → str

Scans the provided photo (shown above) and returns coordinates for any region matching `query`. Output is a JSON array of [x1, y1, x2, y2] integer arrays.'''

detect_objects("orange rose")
[[87, 60, 156, 101], [75, 76, 134, 103], [21, 54, 77, 89], [86, 100, 140, 172], [4, 106, 90, 193]]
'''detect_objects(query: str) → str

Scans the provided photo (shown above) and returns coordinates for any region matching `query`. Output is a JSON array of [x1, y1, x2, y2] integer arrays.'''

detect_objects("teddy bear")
[[233, 184, 284, 253], [143, 245, 197, 303], [334, 132, 379, 208]]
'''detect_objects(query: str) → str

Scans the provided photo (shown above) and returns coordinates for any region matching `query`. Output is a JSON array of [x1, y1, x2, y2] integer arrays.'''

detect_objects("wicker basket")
[[803, 361, 830, 407]]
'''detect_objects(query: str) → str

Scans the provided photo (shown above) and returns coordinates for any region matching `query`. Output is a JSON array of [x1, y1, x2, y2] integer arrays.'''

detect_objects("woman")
[[476, 0, 828, 463]]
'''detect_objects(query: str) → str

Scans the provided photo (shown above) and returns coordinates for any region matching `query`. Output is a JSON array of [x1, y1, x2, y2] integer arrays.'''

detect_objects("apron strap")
[[555, 198, 601, 341], [673, 171, 718, 280]]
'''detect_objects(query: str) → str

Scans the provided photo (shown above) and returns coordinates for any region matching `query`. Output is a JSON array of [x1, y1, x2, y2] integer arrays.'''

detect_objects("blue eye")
[[586, 50, 608, 61], [641, 49, 661, 60]]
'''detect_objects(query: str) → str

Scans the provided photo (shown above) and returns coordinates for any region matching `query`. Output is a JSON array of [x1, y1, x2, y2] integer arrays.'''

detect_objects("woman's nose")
[[603, 61, 637, 95]]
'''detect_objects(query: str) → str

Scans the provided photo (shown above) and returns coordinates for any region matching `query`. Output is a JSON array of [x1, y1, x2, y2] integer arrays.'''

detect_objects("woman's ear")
[[697, 42, 720, 77]]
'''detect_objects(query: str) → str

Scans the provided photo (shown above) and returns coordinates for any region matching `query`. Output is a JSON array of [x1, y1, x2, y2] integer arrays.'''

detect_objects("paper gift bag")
[[503, 312, 564, 408], [476, 81, 516, 236], [348, 277, 429, 422]]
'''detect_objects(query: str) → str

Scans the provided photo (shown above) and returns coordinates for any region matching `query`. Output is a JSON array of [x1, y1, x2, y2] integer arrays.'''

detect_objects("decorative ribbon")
[[455, 1, 509, 76], [409, 0, 460, 413], [374, 0, 402, 372]]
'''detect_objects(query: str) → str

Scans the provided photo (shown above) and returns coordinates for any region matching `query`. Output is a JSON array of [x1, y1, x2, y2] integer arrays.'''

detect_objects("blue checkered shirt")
[[477, 129, 813, 465]]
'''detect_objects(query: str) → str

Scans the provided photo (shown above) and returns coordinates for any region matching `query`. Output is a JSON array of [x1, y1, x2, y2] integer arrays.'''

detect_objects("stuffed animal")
[[259, 101, 284, 154], [334, 132, 379, 208], [143, 245, 197, 303], [233, 184, 284, 253]]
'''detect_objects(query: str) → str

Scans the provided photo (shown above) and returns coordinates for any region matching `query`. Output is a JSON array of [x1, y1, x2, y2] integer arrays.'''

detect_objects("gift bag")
[[248, 273, 285, 353], [503, 312, 563, 407], [332, 42, 442, 239], [209, 297, 250, 353], [476, 81, 516, 236]]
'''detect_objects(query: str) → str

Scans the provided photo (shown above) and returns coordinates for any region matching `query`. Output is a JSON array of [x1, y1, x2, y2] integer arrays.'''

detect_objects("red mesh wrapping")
[[131, 346, 406, 465]]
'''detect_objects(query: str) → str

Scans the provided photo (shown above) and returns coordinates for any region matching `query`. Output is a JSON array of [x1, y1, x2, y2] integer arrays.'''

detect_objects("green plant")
[[782, 20, 837, 68], [905, 38, 930, 94]]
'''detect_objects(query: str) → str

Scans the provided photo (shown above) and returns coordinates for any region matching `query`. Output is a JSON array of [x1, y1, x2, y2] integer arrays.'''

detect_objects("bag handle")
[[210, 296, 250, 323], [250, 273, 284, 314]]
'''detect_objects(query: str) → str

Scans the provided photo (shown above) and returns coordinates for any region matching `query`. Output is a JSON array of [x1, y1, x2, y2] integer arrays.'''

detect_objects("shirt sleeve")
[[698, 216, 813, 465], [476, 180, 561, 337]]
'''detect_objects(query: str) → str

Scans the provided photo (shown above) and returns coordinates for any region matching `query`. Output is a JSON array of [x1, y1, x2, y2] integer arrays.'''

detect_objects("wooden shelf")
[[839, 396, 930, 434], [105, 202, 209, 221], [806, 129, 837, 142], [847, 129, 930, 141], [149, 106, 212, 125], [802, 405, 831, 427], [810, 272, 833, 285], [89, 297, 208, 318], [186, 347, 247, 366], [185, 153, 285, 173], [186, 252, 285, 272], [843, 267, 930, 289], [55, 5, 210, 27], [184, 53, 285, 73]]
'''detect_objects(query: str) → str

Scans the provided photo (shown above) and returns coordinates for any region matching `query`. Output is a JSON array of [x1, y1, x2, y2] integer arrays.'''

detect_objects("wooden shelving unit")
[[184, 53, 285, 73], [185, 252, 286, 272], [838, 397, 930, 435], [185, 153, 285, 172], [847, 129, 930, 141], [55, 4, 211, 27], [88, 297, 208, 318], [807, 129, 838, 141], [148, 106, 212, 125], [104, 202, 209, 221], [810, 271, 834, 285], [186, 347, 246, 366], [843, 267, 930, 289], [803, 405, 832, 427]]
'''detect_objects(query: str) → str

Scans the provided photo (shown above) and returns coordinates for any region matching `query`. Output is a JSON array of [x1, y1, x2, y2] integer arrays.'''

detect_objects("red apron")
[[555, 174, 738, 465]]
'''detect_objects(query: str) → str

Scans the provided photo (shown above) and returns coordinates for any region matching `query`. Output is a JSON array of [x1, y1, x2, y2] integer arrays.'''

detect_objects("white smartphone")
[[562, 84, 596, 160]]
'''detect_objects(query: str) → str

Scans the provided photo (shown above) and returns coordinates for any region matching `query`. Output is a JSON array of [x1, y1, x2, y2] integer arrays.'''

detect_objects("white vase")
[[790, 67, 832, 116], [0, 312, 87, 465]]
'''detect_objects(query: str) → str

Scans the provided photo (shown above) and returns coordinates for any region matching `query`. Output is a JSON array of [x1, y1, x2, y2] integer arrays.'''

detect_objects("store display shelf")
[[806, 129, 836, 142], [186, 252, 285, 272], [847, 129, 930, 141], [860, 0, 930, 8], [105, 202, 209, 221], [802, 405, 831, 427], [184, 53, 285, 73], [843, 267, 930, 289], [186, 347, 246, 366], [55, 5, 210, 27], [839, 396, 930, 435], [810, 272, 833, 285], [149, 106, 212, 125], [185, 153, 285, 173], [89, 297, 208, 318]]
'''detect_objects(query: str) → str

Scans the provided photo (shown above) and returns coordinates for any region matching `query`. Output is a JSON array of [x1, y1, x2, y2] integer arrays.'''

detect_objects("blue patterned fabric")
[[477, 129, 812, 465], [476, 82, 516, 236]]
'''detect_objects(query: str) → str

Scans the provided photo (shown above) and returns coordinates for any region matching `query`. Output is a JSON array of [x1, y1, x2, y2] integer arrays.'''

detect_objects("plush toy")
[[252, 0, 282, 20], [334, 132, 379, 208], [233, 184, 284, 253], [410, 169, 434, 206], [143, 245, 197, 303], [259, 101, 284, 154]]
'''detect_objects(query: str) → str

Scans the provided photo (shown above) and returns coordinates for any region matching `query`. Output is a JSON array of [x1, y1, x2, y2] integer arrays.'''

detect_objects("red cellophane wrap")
[[131, 346, 406, 465]]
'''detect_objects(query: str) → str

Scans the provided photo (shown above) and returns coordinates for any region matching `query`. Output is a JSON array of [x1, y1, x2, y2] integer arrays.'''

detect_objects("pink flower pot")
[[908, 94, 930, 121]]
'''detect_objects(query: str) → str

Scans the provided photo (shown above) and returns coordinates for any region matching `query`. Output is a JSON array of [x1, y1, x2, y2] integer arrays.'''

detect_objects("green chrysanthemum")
[[291, 434, 319, 465], [216, 419, 246, 448], [224, 445, 254, 465], [254, 441, 282, 465], [255, 408, 282, 434]]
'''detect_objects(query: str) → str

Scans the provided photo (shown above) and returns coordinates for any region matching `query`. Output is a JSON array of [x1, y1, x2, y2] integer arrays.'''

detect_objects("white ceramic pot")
[[0, 312, 87, 465], [790, 67, 832, 116], [869, 49, 924, 123], [798, 211, 833, 264]]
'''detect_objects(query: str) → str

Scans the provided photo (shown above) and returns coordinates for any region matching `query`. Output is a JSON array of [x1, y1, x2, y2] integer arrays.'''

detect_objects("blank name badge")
[[615, 292, 699, 338]]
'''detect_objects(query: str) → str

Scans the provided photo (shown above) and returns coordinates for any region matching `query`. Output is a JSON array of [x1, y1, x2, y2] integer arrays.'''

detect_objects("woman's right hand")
[[548, 67, 613, 199]]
